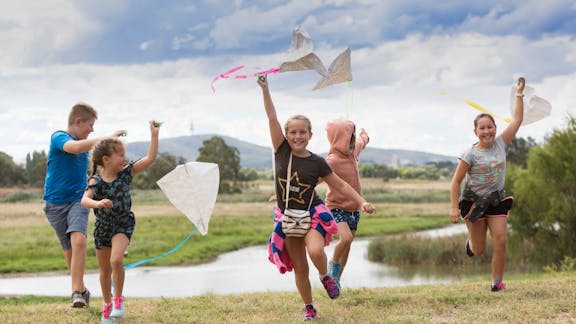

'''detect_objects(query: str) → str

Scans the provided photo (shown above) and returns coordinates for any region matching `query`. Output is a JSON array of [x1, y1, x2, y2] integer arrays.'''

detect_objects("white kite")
[[156, 161, 220, 235], [211, 26, 352, 91], [510, 85, 552, 125], [278, 26, 352, 90]]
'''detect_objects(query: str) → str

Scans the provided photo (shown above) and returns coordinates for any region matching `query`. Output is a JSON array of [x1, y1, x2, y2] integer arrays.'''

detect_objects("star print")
[[279, 171, 312, 205]]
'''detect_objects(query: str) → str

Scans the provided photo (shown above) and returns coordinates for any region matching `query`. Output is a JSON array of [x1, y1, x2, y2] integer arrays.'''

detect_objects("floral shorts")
[[330, 208, 360, 231]]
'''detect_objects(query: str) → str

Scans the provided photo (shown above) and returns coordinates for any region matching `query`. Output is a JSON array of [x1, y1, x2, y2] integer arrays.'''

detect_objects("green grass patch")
[[0, 209, 447, 274], [1, 274, 575, 323]]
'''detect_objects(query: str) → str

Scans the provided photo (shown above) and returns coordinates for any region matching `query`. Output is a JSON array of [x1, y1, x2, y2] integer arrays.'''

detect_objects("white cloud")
[[1, 0, 576, 165], [0, 0, 101, 67]]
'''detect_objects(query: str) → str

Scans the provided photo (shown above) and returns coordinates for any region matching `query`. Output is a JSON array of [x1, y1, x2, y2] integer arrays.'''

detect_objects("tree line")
[[0, 135, 537, 190]]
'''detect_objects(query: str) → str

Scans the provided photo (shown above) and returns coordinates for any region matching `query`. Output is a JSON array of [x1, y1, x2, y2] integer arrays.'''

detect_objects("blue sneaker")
[[328, 261, 341, 288], [110, 296, 125, 318], [101, 302, 114, 324]]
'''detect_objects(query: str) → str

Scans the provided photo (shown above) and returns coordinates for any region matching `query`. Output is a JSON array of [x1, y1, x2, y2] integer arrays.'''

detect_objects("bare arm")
[[63, 130, 125, 154], [81, 179, 113, 209], [132, 121, 160, 175], [449, 160, 470, 223], [322, 172, 376, 214], [500, 77, 525, 145], [257, 76, 285, 151]]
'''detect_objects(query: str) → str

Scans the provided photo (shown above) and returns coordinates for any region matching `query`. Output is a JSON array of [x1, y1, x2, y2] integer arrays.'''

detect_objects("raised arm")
[[258, 76, 285, 151], [63, 130, 125, 154], [500, 77, 525, 145], [132, 121, 160, 174], [322, 172, 376, 214], [356, 127, 370, 152]]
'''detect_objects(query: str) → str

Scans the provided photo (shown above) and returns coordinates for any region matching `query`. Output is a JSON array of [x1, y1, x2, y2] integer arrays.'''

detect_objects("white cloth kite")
[[156, 162, 219, 235], [510, 85, 551, 125], [211, 27, 352, 91], [278, 27, 352, 90]]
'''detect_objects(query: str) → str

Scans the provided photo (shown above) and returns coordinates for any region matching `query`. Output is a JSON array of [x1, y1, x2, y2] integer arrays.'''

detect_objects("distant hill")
[[126, 134, 456, 169]]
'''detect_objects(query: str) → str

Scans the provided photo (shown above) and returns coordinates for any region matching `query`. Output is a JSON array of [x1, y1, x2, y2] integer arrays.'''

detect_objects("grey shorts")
[[331, 208, 361, 231], [44, 200, 89, 250]]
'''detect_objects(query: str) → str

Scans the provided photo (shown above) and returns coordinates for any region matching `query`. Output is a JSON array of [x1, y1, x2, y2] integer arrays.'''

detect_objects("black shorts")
[[94, 212, 135, 249], [459, 197, 514, 221]]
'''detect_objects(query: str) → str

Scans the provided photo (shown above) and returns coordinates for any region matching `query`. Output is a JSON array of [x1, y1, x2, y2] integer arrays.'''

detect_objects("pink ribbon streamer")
[[211, 66, 280, 92]]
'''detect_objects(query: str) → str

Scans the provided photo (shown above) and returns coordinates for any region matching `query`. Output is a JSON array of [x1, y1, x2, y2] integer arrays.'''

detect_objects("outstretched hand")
[[517, 77, 525, 93], [257, 75, 268, 90], [149, 120, 161, 136], [111, 130, 127, 138]]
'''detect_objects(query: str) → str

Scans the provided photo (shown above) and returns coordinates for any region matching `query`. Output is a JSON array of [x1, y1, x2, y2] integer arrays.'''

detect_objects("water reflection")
[[0, 225, 470, 298]]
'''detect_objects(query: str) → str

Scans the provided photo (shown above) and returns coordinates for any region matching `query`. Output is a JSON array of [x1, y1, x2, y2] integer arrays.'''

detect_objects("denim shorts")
[[44, 200, 89, 250], [331, 208, 360, 231]]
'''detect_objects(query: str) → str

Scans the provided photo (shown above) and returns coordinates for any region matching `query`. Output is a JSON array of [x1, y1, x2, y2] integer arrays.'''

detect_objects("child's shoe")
[[321, 275, 340, 299], [101, 302, 114, 324], [110, 296, 125, 318], [491, 282, 507, 292], [328, 261, 341, 285], [465, 239, 474, 257], [303, 304, 317, 321]]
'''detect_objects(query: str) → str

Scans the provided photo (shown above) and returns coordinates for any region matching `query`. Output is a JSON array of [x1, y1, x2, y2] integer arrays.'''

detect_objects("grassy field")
[[0, 179, 452, 273], [1, 273, 575, 323], [2, 179, 574, 322]]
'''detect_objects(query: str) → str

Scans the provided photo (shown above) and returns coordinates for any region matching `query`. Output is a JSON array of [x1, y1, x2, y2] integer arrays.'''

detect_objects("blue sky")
[[1, 0, 575, 163]]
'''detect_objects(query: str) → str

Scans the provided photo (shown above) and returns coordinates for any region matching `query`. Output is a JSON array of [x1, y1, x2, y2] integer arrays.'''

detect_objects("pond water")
[[0, 225, 469, 298]]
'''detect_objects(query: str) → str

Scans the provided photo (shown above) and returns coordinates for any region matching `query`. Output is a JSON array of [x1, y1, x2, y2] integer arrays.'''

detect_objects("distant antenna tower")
[[189, 121, 194, 135]]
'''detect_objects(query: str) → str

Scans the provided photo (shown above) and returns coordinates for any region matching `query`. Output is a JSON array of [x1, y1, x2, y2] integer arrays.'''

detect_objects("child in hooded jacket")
[[325, 119, 370, 287]]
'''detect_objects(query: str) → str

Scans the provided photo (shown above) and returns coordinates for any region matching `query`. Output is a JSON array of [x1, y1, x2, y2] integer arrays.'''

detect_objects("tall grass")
[[368, 233, 492, 265]]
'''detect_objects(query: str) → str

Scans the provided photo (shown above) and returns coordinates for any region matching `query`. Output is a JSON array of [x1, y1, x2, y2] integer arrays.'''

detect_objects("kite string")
[[345, 80, 354, 119], [211, 66, 281, 92], [124, 228, 197, 269]]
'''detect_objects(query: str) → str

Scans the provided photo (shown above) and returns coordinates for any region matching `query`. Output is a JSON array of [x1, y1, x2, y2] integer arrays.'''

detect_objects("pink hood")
[[325, 119, 369, 211]]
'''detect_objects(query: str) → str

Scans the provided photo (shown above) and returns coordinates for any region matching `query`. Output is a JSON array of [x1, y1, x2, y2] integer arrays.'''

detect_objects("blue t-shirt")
[[43, 131, 89, 204]]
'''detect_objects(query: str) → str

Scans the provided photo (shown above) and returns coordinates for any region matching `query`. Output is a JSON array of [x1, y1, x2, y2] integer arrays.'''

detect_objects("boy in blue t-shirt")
[[43, 102, 124, 308]]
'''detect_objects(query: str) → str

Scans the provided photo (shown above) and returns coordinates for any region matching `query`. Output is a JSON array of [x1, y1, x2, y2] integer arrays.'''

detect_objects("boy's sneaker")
[[465, 239, 474, 257], [491, 282, 506, 292], [321, 275, 340, 299], [101, 302, 114, 324], [303, 304, 317, 321], [110, 296, 125, 318], [82, 288, 91, 306], [70, 291, 87, 308]]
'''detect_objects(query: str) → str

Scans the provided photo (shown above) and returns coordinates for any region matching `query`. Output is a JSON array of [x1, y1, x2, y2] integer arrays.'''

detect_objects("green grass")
[[1, 273, 574, 323], [0, 207, 447, 273]]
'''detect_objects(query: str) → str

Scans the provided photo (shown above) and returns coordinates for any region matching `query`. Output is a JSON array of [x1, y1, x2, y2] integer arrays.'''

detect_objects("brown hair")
[[91, 138, 124, 175], [473, 113, 496, 129], [68, 102, 98, 126], [284, 114, 312, 133]]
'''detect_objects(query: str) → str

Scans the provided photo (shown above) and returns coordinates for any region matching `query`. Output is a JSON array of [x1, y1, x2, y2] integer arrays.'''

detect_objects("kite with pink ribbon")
[[211, 27, 352, 92]]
